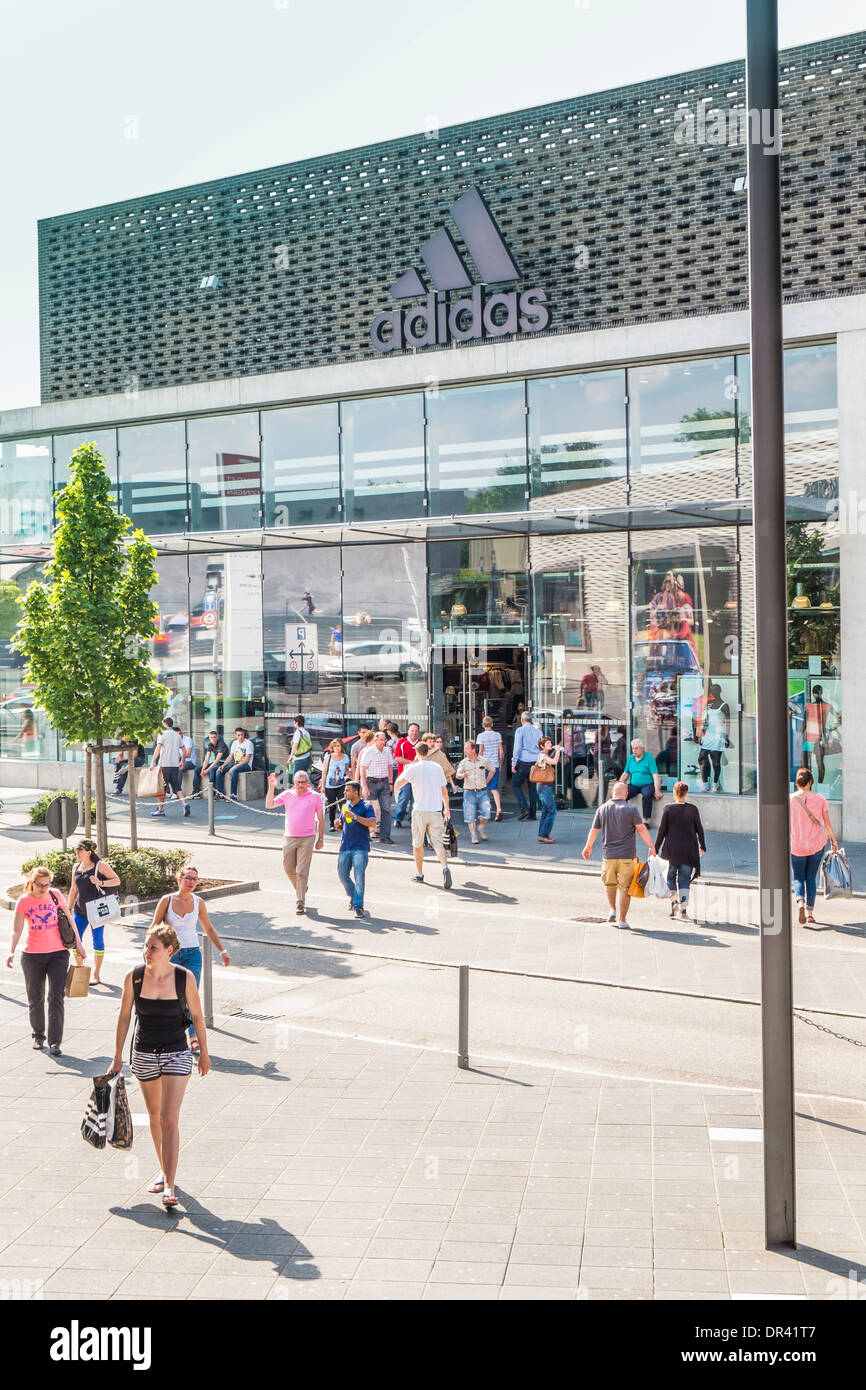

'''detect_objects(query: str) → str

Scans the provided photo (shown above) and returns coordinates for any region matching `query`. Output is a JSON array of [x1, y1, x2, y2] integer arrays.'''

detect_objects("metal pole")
[[84, 748, 92, 840], [458, 964, 469, 1069], [207, 777, 215, 837], [202, 936, 214, 1028], [598, 709, 604, 812], [127, 749, 138, 852], [746, 0, 796, 1249]]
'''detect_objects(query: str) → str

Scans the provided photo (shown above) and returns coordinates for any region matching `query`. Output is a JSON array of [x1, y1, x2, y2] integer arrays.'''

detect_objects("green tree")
[[14, 443, 168, 855], [0, 580, 22, 641]]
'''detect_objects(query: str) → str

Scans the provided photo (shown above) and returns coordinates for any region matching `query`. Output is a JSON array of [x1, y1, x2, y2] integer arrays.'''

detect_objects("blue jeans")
[[291, 753, 312, 780], [537, 783, 557, 839], [215, 763, 246, 797], [173, 945, 202, 1039], [791, 849, 823, 909], [394, 782, 413, 824], [666, 863, 694, 902], [512, 761, 537, 816], [338, 848, 368, 909], [462, 788, 491, 825]]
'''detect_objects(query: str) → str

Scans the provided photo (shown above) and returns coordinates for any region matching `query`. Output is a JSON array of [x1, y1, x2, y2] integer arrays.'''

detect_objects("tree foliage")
[[14, 442, 168, 745]]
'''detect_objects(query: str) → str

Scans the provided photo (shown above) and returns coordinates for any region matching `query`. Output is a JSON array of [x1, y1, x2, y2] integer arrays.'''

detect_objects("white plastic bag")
[[647, 854, 670, 898]]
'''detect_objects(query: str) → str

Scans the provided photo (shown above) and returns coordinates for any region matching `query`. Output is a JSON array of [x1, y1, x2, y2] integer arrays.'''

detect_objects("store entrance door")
[[434, 646, 528, 778]]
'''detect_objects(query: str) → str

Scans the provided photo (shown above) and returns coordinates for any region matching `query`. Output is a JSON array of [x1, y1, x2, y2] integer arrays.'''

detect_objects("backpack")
[[130, 963, 192, 1063]]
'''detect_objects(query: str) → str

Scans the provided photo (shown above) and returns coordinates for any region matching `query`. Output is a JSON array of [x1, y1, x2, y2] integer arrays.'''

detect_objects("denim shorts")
[[462, 788, 492, 823]]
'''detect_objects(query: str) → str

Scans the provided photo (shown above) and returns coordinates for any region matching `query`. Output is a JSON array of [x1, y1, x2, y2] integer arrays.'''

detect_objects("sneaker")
[[412, 874, 424, 884], [518, 811, 529, 821], [151, 809, 166, 817], [607, 909, 617, 923], [379, 836, 394, 845], [49, 1044, 62, 1056], [615, 921, 630, 930], [183, 805, 191, 817], [442, 865, 452, 890], [353, 906, 365, 920]]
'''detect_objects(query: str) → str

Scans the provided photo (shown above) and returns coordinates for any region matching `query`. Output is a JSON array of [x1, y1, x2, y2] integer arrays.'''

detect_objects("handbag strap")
[[795, 792, 824, 831]]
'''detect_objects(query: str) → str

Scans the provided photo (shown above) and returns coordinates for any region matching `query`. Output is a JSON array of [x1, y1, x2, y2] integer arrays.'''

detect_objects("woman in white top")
[[150, 867, 231, 1052], [477, 716, 504, 822]]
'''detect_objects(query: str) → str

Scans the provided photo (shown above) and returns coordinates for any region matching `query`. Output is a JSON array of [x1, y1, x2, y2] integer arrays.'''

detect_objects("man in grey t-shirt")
[[582, 780, 655, 928]]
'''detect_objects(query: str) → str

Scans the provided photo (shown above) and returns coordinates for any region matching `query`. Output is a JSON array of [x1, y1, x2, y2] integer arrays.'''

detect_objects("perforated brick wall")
[[38, 32, 866, 403]]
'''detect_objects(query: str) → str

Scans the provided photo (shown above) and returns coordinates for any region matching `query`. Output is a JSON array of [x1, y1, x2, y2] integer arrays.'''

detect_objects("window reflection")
[[429, 537, 529, 642], [427, 382, 527, 515], [262, 403, 340, 527], [262, 547, 343, 766], [54, 431, 118, 516], [628, 357, 736, 505], [119, 421, 187, 535], [342, 543, 427, 727], [342, 394, 425, 522], [737, 344, 838, 504], [0, 438, 52, 546], [187, 413, 260, 532], [528, 371, 627, 510]]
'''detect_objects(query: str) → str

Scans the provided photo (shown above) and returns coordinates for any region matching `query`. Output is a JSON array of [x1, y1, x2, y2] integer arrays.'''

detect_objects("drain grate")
[[229, 1008, 281, 1022]]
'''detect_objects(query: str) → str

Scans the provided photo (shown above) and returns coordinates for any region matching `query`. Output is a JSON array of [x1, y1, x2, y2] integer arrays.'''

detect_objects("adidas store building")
[[2, 32, 865, 836]]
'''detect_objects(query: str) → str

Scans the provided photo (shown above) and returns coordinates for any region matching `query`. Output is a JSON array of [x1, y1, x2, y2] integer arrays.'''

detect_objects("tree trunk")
[[93, 741, 109, 860], [84, 748, 92, 839], [128, 748, 138, 851]]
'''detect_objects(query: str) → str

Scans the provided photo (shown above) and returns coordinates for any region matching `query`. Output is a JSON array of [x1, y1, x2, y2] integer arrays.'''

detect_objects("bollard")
[[207, 777, 215, 836], [458, 964, 469, 1069], [202, 936, 214, 1028]]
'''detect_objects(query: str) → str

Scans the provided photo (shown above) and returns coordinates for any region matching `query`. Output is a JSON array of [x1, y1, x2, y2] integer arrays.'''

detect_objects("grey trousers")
[[21, 949, 68, 1046]]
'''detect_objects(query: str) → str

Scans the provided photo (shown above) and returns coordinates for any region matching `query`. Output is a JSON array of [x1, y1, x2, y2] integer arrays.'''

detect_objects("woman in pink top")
[[6, 865, 84, 1054], [789, 767, 838, 925]]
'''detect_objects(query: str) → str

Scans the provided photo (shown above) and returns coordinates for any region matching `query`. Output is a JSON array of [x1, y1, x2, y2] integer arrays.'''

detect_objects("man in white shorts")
[[393, 741, 452, 890]]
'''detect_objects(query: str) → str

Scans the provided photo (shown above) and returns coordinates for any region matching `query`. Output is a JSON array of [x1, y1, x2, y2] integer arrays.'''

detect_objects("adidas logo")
[[370, 186, 550, 353]]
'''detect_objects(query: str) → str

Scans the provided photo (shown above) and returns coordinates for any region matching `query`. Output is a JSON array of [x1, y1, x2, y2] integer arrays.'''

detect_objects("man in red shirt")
[[392, 723, 421, 828]]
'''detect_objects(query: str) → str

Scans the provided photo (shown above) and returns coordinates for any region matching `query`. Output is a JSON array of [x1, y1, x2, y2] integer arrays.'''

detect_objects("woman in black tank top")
[[111, 924, 211, 1210]]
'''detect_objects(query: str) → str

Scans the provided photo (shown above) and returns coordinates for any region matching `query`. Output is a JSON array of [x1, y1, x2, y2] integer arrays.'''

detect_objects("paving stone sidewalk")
[[0, 986, 864, 1301]]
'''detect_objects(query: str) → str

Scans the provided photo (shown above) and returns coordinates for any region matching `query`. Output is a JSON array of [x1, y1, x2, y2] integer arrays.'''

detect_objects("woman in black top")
[[111, 924, 210, 1210], [655, 781, 706, 921], [66, 840, 121, 985]]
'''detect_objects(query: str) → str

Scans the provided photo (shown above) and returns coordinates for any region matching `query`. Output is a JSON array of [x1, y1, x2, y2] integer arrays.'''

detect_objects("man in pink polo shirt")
[[266, 769, 325, 915]]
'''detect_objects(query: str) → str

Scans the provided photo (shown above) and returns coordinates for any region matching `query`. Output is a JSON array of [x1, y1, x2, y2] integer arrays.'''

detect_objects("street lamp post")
[[746, 0, 796, 1248]]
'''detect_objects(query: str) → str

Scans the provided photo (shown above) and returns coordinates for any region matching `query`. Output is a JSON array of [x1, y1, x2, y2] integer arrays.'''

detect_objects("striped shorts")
[[131, 1048, 193, 1082]]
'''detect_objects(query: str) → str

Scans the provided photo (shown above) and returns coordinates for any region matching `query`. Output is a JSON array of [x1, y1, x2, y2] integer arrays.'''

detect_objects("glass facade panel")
[[262, 546, 343, 766], [187, 552, 265, 754], [427, 382, 527, 515], [630, 528, 740, 794], [342, 393, 425, 522], [0, 558, 56, 761], [262, 403, 340, 527], [628, 357, 736, 505], [187, 413, 260, 532], [528, 370, 627, 510], [737, 343, 838, 504], [429, 536, 529, 646], [530, 531, 629, 809], [118, 421, 187, 535], [53, 431, 118, 515], [0, 437, 53, 547], [342, 543, 427, 730], [150, 555, 190, 677]]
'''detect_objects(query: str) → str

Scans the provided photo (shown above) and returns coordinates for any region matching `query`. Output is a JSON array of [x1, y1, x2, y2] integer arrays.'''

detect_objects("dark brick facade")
[[38, 32, 866, 403]]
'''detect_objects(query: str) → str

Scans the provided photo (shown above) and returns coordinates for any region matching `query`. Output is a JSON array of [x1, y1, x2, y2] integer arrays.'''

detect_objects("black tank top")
[[73, 861, 105, 909], [133, 968, 188, 1053]]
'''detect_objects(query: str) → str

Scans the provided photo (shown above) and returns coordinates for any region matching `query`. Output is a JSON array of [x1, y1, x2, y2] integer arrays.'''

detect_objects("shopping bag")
[[65, 963, 91, 998], [81, 1074, 112, 1149], [822, 847, 852, 900], [86, 894, 121, 926], [443, 817, 460, 859], [647, 855, 670, 899], [136, 766, 164, 799], [107, 1075, 134, 1150], [628, 859, 647, 898]]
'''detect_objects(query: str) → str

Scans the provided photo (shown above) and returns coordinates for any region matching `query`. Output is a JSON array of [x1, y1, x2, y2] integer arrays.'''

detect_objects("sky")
[[0, 0, 862, 412]]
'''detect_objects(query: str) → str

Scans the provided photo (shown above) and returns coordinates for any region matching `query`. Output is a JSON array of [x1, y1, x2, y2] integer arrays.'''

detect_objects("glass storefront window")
[[342, 393, 426, 523], [342, 543, 427, 730], [0, 438, 53, 547], [118, 421, 187, 535], [54, 431, 118, 515], [429, 536, 529, 645], [785, 523, 841, 802], [187, 413, 261, 532], [150, 555, 190, 677], [0, 559, 57, 761], [427, 382, 527, 516], [262, 546, 344, 767], [528, 370, 627, 510], [262, 403, 340, 527], [630, 528, 740, 795], [628, 357, 736, 505], [187, 551, 265, 755], [737, 343, 838, 504]]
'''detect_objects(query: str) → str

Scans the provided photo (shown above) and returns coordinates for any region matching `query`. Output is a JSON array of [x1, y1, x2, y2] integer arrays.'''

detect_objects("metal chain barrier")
[[794, 1012, 866, 1047]]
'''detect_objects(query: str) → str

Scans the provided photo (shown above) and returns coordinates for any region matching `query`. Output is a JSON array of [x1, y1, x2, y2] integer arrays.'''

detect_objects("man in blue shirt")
[[622, 738, 662, 822], [336, 780, 377, 919], [511, 710, 542, 821]]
